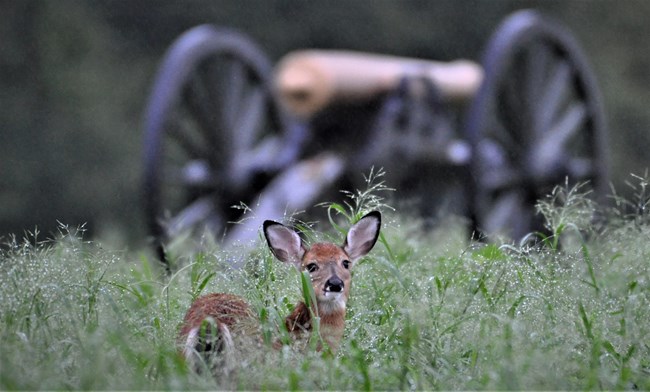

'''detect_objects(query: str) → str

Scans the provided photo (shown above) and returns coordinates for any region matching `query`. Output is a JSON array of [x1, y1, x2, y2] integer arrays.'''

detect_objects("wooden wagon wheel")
[[143, 25, 300, 263], [463, 10, 608, 240]]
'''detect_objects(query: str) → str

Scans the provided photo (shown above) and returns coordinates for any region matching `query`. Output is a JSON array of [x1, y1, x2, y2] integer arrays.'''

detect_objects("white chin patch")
[[319, 292, 345, 313], [323, 291, 342, 300]]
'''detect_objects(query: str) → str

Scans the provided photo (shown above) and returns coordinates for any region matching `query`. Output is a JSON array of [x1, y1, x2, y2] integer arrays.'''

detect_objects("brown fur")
[[179, 293, 254, 338], [283, 300, 346, 352], [178, 211, 381, 365]]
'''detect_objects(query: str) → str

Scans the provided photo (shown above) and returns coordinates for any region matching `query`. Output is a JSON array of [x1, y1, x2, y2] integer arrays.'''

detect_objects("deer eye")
[[305, 263, 319, 273], [342, 260, 350, 269]]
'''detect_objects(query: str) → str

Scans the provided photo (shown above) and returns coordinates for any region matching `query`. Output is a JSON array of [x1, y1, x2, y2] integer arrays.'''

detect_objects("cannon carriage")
[[142, 10, 608, 264]]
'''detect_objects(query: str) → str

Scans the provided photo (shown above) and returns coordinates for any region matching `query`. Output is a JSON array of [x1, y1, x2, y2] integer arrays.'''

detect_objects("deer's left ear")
[[263, 221, 306, 268], [343, 211, 381, 261]]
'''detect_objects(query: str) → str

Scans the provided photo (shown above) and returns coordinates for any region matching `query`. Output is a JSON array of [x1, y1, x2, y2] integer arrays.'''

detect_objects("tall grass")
[[1, 174, 649, 389]]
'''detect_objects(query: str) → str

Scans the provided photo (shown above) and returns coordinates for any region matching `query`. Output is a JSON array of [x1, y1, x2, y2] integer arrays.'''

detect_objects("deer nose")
[[326, 277, 344, 293]]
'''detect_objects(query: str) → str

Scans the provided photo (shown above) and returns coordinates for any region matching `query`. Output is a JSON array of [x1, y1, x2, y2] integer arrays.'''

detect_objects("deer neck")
[[285, 301, 347, 352]]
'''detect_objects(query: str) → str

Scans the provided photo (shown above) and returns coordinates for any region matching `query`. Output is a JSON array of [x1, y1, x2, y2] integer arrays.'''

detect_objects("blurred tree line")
[[1, 0, 649, 246]]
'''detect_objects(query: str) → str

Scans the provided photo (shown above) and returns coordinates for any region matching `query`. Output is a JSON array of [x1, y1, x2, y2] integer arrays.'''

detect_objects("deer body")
[[179, 211, 381, 366]]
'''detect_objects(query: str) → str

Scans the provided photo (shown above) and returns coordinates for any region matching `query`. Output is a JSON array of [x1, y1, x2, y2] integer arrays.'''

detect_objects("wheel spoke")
[[232, 86, 265, 154], [524, 42, 553, 136], [183, 71, 220, 147], [488, 122, 520, 157], [527, 102, 586, 182], [482, 167, 524, 193], [167, 119, 210, 160], [221, 58, 246, 132], [548, 102, 586, 147], [530, 102, 586, 174], [534, 59, 572, 136], [498, 77, 525, 144]]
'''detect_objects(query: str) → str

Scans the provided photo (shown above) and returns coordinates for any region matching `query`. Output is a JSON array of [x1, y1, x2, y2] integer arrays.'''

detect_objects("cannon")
[[142, 10, 608, 264]]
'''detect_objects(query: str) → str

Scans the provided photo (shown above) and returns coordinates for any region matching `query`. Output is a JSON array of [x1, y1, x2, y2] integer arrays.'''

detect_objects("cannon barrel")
[[275, 50, 483, 117]]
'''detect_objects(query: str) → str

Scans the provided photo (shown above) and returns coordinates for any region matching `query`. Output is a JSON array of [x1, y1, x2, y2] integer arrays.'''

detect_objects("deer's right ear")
[[263, 221, 306, 267]]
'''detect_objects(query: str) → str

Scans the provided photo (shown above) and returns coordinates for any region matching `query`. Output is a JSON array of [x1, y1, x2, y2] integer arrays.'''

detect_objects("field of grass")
[[1, 175, 649, 390]]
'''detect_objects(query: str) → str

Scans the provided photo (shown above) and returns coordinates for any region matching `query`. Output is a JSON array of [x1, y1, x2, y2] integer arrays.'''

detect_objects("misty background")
[[1, 0, 649, 246]]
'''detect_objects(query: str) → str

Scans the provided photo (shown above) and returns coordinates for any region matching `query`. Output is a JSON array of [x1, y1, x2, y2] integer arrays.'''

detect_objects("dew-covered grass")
[[1, 175, 650, 390]]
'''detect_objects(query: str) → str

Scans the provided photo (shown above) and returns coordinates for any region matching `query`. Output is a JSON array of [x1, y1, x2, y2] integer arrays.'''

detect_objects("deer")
[[178, 211, 382, 369]]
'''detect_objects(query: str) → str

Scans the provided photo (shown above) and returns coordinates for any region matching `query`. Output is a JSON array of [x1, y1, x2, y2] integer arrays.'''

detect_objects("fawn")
[[179, 211, 381, 368]]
